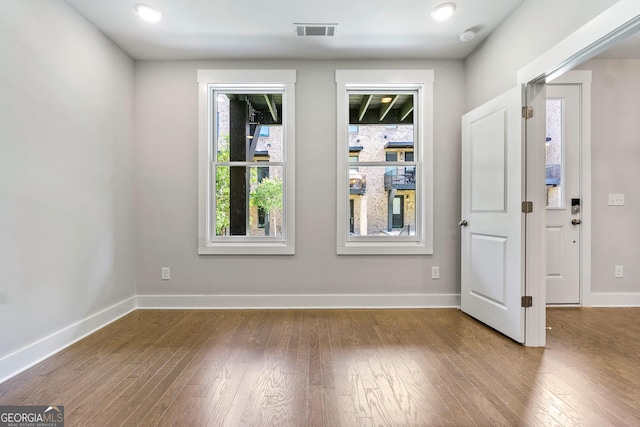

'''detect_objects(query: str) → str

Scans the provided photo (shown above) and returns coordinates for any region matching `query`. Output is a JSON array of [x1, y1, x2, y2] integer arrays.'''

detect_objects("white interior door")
[[461, 86, 525, 343], [545, 84, 581, 304]]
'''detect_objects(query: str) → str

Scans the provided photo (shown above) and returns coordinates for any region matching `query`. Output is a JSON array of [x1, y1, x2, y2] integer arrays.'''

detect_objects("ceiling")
[[63, 0, 525, 60]]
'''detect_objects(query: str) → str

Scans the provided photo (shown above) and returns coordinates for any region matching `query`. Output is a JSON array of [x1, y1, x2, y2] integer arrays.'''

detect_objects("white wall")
[[0, 0, 135, 378], [134, 59, 464, 305], [465, 0, 618, 110], [575, 59, 640, 295]]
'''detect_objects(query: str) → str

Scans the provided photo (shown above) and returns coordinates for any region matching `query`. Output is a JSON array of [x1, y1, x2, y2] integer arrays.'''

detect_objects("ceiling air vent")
[[294, 23, 337, 37]]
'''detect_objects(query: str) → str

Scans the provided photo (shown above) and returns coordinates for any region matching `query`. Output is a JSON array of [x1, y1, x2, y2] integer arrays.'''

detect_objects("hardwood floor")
[[1, 308, 639, 426]]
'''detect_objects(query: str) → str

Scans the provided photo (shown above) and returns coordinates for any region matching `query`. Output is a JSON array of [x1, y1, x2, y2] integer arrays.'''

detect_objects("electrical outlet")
[[608, 194, 625, 206], [432, 266, 440, 279], [161, 267, 171, 280], [615, 265, 623, 278]]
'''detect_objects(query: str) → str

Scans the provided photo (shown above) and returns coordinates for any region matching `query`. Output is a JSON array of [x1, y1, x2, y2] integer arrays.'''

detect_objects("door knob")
[[459, 220, 468, 227], [571, 219, 582, 225]]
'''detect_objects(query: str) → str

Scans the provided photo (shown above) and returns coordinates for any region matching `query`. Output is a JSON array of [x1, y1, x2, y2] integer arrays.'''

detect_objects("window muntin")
[[198, 69, 295, 255], [336, 70, 433, 255]]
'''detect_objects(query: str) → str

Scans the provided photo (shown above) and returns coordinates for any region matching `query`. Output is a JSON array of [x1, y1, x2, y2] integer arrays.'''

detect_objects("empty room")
[[1, 0, 640, 425]]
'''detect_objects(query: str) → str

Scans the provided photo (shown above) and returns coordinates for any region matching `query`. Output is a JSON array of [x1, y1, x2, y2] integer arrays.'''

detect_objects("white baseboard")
[[587, 292, 640, 307], [136, 293, 461, 309], [0, 296, 136, 384]]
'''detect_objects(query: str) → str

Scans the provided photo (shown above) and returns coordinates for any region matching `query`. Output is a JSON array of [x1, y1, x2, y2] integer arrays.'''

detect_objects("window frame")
[[335, 70, 434, 255], [197, 69, 296, 255]]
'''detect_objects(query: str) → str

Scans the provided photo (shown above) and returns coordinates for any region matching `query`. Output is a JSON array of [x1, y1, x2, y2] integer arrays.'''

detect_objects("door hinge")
[[522, 106, 533, 119], [522, 201, 533, 214], [521, 296, 533, 308]]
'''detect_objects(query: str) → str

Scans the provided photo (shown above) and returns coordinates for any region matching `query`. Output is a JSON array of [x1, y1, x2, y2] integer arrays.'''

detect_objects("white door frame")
[[518, 0, 640, 347]]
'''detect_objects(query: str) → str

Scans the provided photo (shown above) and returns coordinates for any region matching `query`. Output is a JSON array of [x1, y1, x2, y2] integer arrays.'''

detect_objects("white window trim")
[[197, 69, 296, 255], [335, 70, 434, 255]]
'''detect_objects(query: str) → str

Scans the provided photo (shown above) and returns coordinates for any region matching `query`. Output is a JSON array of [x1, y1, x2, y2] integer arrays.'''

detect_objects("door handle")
[[459, 220, 468, 227], [571, 219, 582, 225]]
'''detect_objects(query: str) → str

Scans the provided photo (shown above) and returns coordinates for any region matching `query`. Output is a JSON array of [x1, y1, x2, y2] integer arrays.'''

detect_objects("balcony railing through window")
[[384, 167, 416, 191]]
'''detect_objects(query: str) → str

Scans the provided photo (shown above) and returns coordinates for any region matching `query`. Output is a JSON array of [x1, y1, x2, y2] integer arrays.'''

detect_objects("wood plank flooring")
[[1, 308, 639, 426]]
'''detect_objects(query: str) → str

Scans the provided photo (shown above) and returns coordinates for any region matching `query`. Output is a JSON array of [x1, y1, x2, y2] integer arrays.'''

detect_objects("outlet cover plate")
[[615, 265, 623, 278]]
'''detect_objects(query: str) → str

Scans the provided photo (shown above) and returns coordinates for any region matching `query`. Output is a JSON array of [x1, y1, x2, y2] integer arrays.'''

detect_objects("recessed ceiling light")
[[135, 4, 162, 23], [431, 3, 456, 21], [381, 96, 393, 103]]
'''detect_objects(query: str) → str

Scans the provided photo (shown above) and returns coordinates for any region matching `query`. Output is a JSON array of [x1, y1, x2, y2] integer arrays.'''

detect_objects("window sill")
[[337, 241, 432, 255], [199, 243, 295, 255]]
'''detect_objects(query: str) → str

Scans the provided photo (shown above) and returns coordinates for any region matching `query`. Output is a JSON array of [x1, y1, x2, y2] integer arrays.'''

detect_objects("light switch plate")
[[161, 267, 170, 280]]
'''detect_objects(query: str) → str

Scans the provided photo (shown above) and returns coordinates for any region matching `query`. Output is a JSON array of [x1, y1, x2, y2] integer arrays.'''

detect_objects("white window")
[[198, 70, 296, 255], [336, 70, 433, 255]]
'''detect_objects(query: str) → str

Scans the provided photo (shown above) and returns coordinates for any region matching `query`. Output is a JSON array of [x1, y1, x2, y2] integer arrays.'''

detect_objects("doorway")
[[461, 2, 639, 347], [545, 83, 582, 304], [392, 195, 404, 228]]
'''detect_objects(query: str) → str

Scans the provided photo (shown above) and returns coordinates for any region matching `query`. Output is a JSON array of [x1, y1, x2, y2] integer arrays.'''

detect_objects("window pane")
[[546, 99, 563, 208], [216, 92, 283, 163], [348, 93, 414, 161], [215, 165, 283, 237], [250, 166, 283, 237], [348, 166, 416, 236]]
